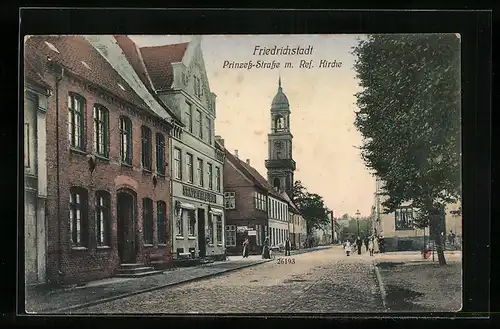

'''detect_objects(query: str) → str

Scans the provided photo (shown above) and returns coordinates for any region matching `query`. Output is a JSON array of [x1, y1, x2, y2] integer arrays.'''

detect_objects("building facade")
[[24, 49, 51, 285], [265, 77, 296, 199], [25, 36, 174, 285], [374, 177, 461, 251], [133, 37, 226, 260], [268, 193, 289, 247], [220, 143, 271, 255], [288, 203, 306, 249]]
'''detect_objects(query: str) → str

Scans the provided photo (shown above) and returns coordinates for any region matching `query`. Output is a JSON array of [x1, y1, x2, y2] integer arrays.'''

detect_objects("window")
[[194, 76, 202, 98], [206, 117, 212, 144], [69, 187, 89, 248], [196, 110, 203, 139], [185, 102, 193, 133], [186, 153, 193, 183], [175, 206, 184, 236], [215, 167, 221, 192], [197, 158, 204, 187], [173, 148, 182, 179], [141, 126, 153, 171], [93, 105, 109, 157], [187, 210, 196, 236], [216, 215, 223, 245], [142, 198, 153, 244], [120, 116, 132, 165], [157, 201, 167, 244], [225, 225, 236, 246], [156, 133, 166, 175], [254, 192, 267, 211], [24, 123, 30, 168], [68, 93, 85, 150], [95, 191, 111, 247], [224, 192, 236, 209], [395, 207, 414, 230], [208, 214, 214, 244], [207, 163, 213, 190]]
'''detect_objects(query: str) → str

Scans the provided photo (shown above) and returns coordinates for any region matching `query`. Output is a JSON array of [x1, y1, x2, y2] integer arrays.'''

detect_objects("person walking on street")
[[368, 237, 375, 256], [356, 236, 363, 255], [284, 238, 291, 256], [345, 240, 352, 256], [242, 237, 250, 258], [364, 237, 369, 252], [262, 237, 271, 259]]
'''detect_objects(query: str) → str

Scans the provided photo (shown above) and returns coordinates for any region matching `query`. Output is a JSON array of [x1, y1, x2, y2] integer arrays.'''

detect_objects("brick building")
[[219, 139, 288, 255], [24, 36, 177, 285]]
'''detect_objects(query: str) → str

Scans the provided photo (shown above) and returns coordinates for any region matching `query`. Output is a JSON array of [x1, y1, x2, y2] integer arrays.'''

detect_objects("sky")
[[130, 34, 375, 217]]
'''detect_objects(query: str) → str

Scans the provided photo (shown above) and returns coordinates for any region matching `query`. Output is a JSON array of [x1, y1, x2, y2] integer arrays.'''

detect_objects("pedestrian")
[[345, 240, 352, 256], [242, 237, 250, 258], [373, 236, 380, 254], [356, 236, 363, 255], [284, 238, 291, 256], [379, 236, 385, 253], [368, 237, 374, 256], [364, 237, 369, 252], [262, 237, 271, 259]]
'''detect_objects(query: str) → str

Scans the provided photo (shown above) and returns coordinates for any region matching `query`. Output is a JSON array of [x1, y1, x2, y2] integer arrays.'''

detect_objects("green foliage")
[[352, 34, 461, 229], [291, 180, 330, 233]]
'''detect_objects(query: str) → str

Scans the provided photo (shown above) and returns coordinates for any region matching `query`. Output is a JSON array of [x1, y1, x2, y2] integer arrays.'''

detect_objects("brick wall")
[[44, 73, 172, 285]]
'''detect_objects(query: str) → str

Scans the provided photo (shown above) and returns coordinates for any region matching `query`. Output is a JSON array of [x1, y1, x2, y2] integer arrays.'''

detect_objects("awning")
[[180, 202, 196, 210], [209, 208, 223, 215]]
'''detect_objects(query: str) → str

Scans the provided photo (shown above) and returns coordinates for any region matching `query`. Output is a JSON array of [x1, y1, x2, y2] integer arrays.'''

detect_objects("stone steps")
[[116, 263, 163, 278]]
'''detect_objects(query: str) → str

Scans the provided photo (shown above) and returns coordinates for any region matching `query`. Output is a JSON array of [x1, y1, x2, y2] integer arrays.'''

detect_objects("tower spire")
[[278, 75, 282, 92]]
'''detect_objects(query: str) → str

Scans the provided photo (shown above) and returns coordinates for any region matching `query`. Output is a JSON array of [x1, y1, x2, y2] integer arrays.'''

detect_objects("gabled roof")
[[139, 42, 189, 91], [24, 36, 152, 113], [223, 147, 284, 200], [114, 35, 183, 124]]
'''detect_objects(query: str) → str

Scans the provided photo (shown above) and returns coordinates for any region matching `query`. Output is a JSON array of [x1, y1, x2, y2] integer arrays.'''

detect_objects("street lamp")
[[355, 209, 361, 237]]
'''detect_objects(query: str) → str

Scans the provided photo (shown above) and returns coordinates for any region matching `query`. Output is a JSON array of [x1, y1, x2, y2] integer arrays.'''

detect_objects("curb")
[[372, 261, 387, 311], [47, 259, 274, 314]]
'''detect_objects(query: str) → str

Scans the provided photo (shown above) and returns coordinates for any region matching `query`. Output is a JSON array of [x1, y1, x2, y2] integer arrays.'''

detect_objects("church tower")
[[265, 77, 296, 198]]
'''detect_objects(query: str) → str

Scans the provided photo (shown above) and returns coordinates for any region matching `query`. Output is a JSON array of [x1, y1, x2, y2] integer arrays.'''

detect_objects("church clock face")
[[274, 140, 284, 150]]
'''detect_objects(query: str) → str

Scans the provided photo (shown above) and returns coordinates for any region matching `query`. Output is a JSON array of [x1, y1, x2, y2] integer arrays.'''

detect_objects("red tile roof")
[[114, 35, 183, 124], [24, 36, 151, 113], [139, 42, 189, 91], [113, 35, 153, 92], [223, 147, 283, 200]]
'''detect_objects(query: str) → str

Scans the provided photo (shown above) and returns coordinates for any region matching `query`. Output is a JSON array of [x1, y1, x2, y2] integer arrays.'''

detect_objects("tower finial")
[[278, 75, 282, 91]]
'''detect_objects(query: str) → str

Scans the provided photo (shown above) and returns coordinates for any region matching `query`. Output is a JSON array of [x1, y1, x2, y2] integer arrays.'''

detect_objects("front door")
[[117, 192, 137, 263], [197, 209, 206, 258]]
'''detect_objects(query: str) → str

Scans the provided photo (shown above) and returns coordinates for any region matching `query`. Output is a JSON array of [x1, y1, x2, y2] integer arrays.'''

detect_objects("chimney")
[[246, 159, 250, 165], [234, 150, 239, 158], [215, 135, 224, 146]]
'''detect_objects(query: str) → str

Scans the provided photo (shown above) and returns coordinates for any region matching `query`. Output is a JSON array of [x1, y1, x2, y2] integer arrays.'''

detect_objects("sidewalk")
[[373, 252, 462, 312], [25, 246, 329, 314]]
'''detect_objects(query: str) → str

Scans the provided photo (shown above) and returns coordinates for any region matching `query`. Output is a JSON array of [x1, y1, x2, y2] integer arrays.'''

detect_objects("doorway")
[[197, 209, 206, 258], [117, 191, 137, 263]]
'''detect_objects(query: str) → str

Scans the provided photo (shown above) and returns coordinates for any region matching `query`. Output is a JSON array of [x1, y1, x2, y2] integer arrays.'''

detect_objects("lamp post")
[[355, 209, 361, 237]]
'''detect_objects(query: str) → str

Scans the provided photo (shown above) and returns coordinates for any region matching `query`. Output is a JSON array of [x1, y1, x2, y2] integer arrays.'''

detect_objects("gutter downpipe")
[[55, 67, 63, 283]]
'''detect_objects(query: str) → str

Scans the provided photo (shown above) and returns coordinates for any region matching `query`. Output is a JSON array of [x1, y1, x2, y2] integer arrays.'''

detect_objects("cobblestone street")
[[73, 247, 384, 314]]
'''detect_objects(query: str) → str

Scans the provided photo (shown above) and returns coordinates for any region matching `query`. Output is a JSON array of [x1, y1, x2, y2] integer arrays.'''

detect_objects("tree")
[[352, 34, 461, 265], [291, 180, 330, 235]]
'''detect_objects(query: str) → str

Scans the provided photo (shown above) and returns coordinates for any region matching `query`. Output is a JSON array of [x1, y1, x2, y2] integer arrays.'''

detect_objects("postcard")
[[23, 33, 462, 314]]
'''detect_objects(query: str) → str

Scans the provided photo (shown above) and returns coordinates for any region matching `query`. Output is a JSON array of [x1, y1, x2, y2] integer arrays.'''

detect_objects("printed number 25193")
[[277, 258, 295, 264]]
